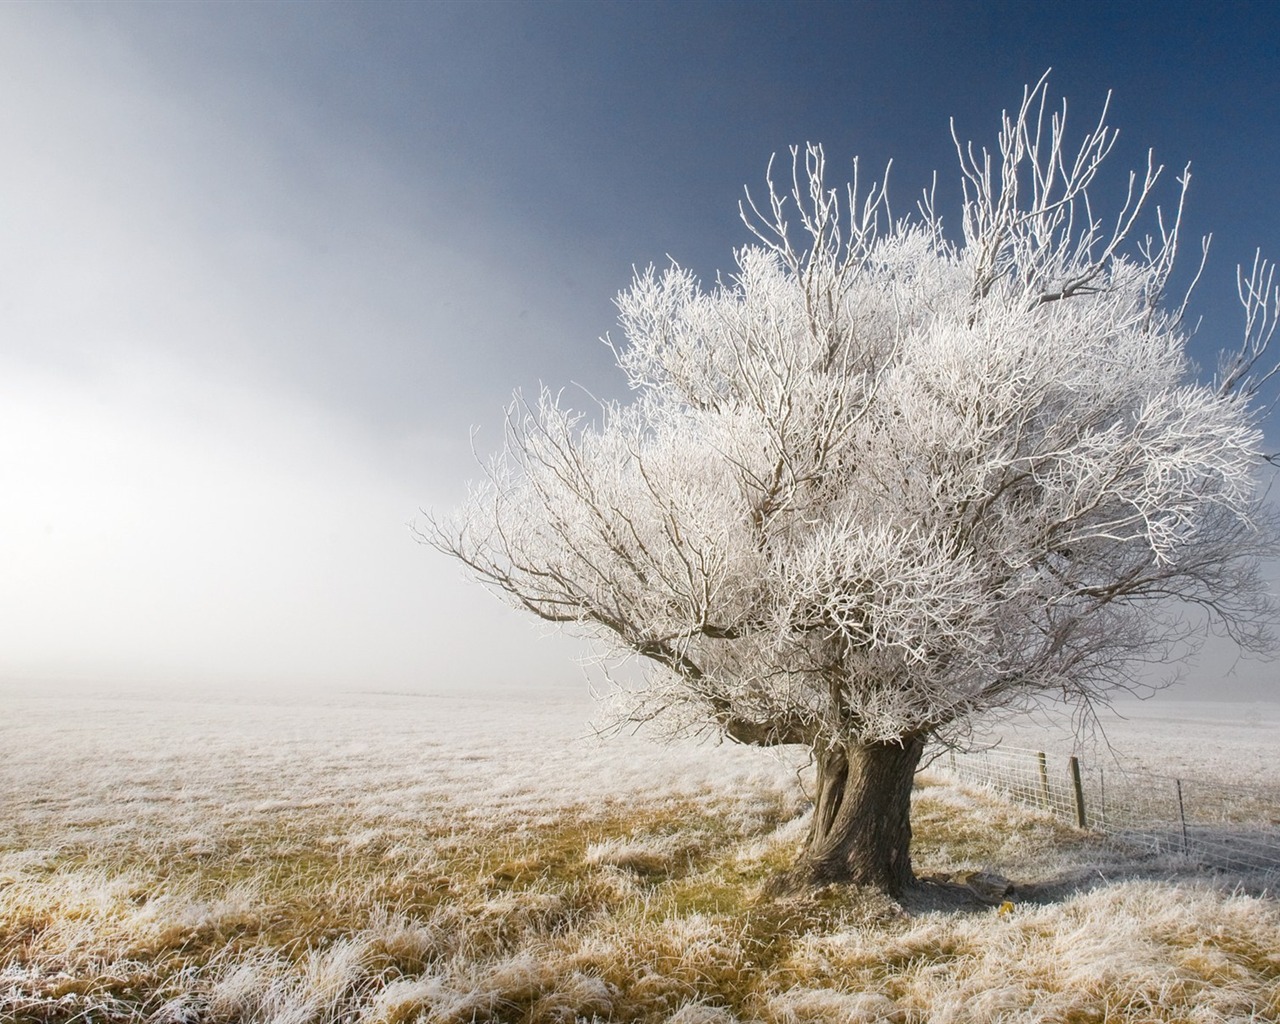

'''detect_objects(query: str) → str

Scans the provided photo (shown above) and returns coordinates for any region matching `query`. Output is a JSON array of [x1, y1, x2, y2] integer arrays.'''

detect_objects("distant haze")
[[1, 2, 1276, 701]]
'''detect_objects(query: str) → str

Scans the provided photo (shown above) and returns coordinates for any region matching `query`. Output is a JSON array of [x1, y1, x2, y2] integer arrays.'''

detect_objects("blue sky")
[[1, 1, 1277, 697]]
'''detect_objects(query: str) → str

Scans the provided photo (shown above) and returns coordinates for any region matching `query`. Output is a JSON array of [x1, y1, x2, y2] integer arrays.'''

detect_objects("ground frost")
[[2, 686, 1278, 1022]]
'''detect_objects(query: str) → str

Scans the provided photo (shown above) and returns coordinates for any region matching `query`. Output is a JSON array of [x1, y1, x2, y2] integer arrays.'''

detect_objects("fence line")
[[935, 745, 1280, 877]]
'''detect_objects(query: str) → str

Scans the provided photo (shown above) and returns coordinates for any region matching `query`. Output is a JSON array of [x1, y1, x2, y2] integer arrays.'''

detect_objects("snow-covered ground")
[[4, 680, 1275, 879], [4, 681, 1279, 1024], [971, 695, 1280, 787], [3, 682, 1276, 818], [0, 682, 806, 858]]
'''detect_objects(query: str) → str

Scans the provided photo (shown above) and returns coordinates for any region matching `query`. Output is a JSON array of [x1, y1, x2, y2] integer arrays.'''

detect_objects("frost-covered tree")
[[421, 79, 1277, 894]]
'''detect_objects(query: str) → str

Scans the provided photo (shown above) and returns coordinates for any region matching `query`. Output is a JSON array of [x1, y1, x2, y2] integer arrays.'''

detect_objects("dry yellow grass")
[[2, 688, 1278, 1022]]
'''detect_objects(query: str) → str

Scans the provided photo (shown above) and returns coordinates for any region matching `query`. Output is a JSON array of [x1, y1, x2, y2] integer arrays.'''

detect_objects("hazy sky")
[[1, 1, 1277, 698]]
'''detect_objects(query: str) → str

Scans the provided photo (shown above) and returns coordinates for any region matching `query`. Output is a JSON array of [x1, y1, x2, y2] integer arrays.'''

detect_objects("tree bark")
[[786, 735, 925, 895]]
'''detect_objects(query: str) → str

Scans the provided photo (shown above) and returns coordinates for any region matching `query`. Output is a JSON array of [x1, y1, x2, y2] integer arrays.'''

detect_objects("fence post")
[[1068, 756, 1087, 828], [1037, 751, 1051, 810], [1099, 766, 1106, 827], [1175, 778, 1189, 856]]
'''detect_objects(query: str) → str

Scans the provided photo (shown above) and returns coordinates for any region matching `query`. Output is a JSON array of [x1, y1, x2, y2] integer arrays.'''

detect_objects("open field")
[[967, 698, 1280, 787], [3, 684, 1279, 1023]]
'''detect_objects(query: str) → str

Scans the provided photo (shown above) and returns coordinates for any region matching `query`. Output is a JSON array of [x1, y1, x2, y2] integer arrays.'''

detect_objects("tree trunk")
[[787, 735, 925, 895]]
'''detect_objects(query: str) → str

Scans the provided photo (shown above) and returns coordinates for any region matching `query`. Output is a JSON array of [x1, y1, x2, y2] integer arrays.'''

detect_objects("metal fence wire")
[[936, 745, 1280, 877]]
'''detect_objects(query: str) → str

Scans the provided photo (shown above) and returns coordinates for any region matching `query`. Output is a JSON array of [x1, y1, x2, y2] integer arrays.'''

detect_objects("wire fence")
[[935, 745, 1280, 877]]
